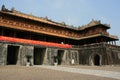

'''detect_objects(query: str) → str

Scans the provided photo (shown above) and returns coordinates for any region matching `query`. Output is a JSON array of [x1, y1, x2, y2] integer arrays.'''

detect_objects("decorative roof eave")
[[0, 11, 61, 26], [0, 5, 111, 31], [78, 34, 118, 41], [78, 20, 110, 30], [0, 20, 119, 40], [80, 24, 110, 30], [0, 23, 118, 41], [0, 11, 78, 31], [104, 34, 119, 40], [0, 8, 110, 31], [0, 23, 80, 40]]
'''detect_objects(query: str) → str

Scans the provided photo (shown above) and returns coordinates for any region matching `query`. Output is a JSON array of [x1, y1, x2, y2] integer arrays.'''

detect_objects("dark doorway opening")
[[57, 50, 64, 65], [34, 47, 46, 65], [94, 54, 100, 66], [7, 45, 19, 65]]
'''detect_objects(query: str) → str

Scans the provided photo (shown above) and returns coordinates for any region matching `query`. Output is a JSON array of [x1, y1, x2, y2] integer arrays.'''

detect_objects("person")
[[71, 59, 74, 65]]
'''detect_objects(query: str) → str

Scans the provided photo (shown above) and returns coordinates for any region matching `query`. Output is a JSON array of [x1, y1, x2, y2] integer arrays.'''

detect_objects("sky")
[[0, 0, 120, 45]]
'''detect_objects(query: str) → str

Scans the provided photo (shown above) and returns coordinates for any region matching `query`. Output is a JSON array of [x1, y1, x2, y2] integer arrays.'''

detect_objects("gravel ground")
[[61, 65, 120, 72], [39, 65, 120, 80], [0, 65, 119, 80]]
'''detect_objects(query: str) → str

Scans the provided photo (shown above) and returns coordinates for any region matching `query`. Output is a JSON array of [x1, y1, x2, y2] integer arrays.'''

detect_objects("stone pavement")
[[36, 65, 120, 80]]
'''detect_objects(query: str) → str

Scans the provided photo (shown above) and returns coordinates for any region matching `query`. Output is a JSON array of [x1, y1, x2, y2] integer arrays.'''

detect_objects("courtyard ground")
[[61, 65, 120, 72], [0, 65, 120, 80]]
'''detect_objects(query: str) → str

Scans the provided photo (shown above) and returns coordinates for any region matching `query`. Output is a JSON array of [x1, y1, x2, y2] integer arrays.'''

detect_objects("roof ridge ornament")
[[88, 19, 101, 25], [1, 5, 15, 12], [1, 4, 7, 11], [11, 7, 15, 12]]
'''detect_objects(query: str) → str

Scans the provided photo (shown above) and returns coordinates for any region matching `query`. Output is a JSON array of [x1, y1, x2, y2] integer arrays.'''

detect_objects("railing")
[[72, 43, 120, 49]]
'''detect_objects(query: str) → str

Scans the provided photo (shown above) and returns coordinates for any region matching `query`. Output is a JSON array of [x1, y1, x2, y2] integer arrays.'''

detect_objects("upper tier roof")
[[0, 5, 110, 31]]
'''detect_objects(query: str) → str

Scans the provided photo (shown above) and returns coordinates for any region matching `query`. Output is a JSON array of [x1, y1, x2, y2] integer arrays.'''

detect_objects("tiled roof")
[[0, 5, 110, 31]]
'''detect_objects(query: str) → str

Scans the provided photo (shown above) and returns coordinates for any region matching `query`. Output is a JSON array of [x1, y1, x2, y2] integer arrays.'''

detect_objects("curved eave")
[[79, 34, 118, 41], [79, 24, 110, 31], [103, 34, 119, 41], [0, 11, 111, 31], [0, 11, 78, 31]]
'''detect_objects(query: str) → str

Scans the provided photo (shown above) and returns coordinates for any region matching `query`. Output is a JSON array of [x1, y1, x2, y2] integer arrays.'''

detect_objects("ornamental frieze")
[[0, 17, 80, 39]]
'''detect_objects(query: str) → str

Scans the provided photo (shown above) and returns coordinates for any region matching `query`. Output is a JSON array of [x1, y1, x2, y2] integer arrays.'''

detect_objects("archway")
[[7, 45, 19, 65], [34, 47, 46, 65], [94, 54, 100, 66], [57, 50, 64, 65]]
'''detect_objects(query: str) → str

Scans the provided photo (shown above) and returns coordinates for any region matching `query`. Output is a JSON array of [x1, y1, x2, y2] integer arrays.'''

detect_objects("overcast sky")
[[0, 0, 120, 45]]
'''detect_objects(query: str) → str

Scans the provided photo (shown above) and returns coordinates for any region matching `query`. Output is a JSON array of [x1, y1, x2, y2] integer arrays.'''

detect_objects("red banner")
[[0, 36, 72, 48]]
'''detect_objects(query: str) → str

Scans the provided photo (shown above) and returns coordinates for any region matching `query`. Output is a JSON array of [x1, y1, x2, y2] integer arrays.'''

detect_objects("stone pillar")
[[0, 43, 7, 65], [16, 45, 22, 65], [20, 45, 34, 66], [61, 50, 67, 65], [43, 48, 48, 65], [70, 50, 80, 65], [46, 48, 51, 65], [65, 50, 71, 65], [52, 48, 58, 65], [46, 48, 56, 65], [76, 51, 79, 64]]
